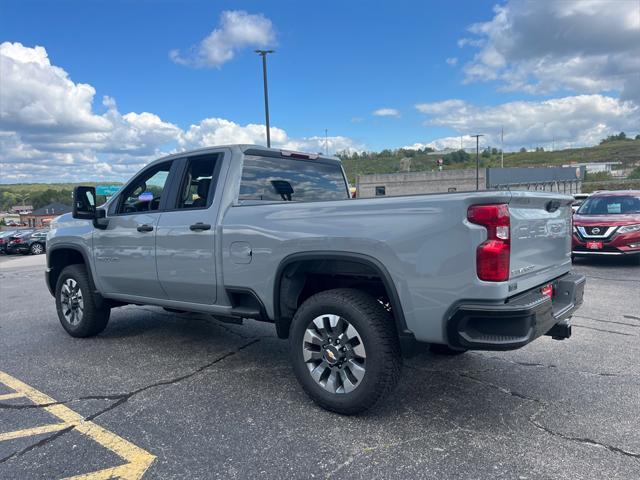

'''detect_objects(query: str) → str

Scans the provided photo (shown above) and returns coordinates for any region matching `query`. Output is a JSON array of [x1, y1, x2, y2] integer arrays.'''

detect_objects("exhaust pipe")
[[545, 319, 572, 340]]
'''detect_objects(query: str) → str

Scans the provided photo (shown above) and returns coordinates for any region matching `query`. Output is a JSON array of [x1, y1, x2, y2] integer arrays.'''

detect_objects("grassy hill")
[[0, 182, 121, 212], [339, 139, 640, 183]]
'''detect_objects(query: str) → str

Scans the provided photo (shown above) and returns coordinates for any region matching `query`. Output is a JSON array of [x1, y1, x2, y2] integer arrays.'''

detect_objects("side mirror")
[[73, 186, 96, 219]]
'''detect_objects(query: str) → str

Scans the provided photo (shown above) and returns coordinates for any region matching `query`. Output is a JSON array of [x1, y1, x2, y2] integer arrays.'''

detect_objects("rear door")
[[508, 192, 573, 287], [155, 152, 224, 304]]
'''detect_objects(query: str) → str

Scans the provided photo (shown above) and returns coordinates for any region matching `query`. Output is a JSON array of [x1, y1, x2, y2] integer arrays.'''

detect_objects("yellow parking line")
[[0, 392, 24, 401], [0, 422, 70, 441], [0, 371, 155, 480]]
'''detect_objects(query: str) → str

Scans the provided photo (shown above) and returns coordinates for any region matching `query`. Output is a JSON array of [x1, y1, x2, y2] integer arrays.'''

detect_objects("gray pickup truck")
[[46, 145, 585, 413]]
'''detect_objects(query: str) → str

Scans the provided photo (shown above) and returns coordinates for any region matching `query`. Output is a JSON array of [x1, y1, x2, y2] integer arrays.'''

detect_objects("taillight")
[[467, 204, 510, 282]]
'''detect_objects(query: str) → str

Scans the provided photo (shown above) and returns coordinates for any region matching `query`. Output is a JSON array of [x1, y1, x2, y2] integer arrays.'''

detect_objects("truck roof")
[[147, 144, 342, 167]]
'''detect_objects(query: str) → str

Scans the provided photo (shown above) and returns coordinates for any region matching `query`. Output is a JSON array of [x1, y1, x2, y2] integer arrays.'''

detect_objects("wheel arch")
[[46, 244, 95, 297], [273, 251, 409, 339]]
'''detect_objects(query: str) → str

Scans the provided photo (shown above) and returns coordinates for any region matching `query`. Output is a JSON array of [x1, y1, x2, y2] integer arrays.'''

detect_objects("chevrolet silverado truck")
[[46, 145, 585, 414]]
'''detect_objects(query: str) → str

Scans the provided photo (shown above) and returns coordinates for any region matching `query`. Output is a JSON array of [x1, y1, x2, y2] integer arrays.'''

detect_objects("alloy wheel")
[[60, 278, 84, 326], [302, 314, 367, 394]]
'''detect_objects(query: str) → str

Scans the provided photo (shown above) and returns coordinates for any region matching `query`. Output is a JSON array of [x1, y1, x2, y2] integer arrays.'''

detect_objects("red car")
[[572, 190, 640, 258]]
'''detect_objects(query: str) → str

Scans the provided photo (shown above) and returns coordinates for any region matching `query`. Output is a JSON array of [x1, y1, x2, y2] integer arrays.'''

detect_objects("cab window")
[[175, 154, 220, 209], [117, 162, 172, 214]]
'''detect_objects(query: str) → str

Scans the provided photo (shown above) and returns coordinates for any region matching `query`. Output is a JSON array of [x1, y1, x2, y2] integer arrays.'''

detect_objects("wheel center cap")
[[324, 346, 341, 365]]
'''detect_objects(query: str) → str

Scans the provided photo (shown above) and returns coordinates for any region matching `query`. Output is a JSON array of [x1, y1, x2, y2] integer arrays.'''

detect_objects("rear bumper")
[[447, 272, 585, 351]]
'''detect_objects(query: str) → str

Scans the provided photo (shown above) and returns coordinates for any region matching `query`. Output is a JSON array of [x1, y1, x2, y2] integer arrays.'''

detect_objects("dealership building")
[[20, 202, 72, 228]]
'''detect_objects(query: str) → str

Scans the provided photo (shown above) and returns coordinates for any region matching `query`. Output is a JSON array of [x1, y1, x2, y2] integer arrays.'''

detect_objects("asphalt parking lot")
[[0, 254, 638, 479]]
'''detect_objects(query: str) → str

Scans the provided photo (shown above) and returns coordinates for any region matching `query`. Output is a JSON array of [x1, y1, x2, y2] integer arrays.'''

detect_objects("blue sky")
[[1, 0, 638, 182]]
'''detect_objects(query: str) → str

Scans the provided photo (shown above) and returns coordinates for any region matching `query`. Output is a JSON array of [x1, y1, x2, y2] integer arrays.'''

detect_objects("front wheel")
[[289, 289, 402, 415], [55, 265, 110, 337]]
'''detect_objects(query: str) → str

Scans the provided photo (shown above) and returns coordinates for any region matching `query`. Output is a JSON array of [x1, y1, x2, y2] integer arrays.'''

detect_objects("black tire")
[[429, 344, 467, 355], [30, 243, 44, 255], [55, 265, 110, 338], [289, 288, 402, 415]]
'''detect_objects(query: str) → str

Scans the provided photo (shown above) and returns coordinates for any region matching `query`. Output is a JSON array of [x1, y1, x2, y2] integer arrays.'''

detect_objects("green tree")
[[600, 131, 630, 144], [628, 167, 640, 180]]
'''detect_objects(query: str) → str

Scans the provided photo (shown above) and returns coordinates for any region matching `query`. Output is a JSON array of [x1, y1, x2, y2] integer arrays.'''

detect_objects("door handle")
[[189, 223, 211, 231], [137, 224, 154, 232]]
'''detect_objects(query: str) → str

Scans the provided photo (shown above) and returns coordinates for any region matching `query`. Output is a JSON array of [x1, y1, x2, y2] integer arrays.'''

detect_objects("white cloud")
[[179, 118, 364, 155], [404, 136, 475, 151], [414, 95, 639, 151], [170, 10, 276, 68], [460, 0, 640, 103], [445, 57, 458, 66], [372, 108, 400, 118], [415, 99, 467, 115], [0, 42, 362, 183]]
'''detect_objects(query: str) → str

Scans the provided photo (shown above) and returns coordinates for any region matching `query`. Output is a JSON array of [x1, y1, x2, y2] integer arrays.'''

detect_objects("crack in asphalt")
[[405, 363, 639, 462], [624, 315, 640, 321], [574, 314, 639, 328], [0, 339, 259, 464], [476, 354, 622, 378], [572, 323, 637, 337], [464, 375, 640, 461], [584, 274, 640, 283], [529, 408, 640, 461], [0, 426, 74, 464], [456, 372, 544, 404]]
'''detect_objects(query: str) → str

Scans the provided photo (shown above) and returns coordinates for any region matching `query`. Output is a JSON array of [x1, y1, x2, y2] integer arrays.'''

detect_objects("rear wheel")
[[289, 288, 401, 415], [55, 265, 110, 337]]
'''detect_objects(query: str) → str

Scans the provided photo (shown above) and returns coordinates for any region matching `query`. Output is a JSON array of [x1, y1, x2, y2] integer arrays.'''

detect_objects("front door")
[[93, 160, 175, 299], [155, 153, 223, 304]]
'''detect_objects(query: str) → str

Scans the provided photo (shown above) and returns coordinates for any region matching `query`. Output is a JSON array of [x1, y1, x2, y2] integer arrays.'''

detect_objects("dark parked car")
[[572, 190, 640, 258], [0, 230, 18, 254], [6, 230, 46, 255]]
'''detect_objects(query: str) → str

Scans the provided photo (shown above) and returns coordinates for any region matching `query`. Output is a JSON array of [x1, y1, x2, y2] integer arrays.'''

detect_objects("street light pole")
[[470, 134, 484, 190], [255, 50, 274, 147]]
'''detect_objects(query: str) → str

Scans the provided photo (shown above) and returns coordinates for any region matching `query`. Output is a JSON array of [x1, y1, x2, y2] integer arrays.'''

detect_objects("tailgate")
[[508, 192, 573, 288]]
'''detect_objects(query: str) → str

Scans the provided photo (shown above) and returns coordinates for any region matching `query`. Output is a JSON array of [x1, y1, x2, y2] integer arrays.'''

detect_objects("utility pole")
[[501, 126, 504, 168], [470, 134, 484, 190], [255, 50, 274, 147], [325, 128, 328, 155]]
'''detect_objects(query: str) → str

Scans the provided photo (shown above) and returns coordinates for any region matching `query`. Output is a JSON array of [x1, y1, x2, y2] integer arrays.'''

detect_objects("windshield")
[[577, 195, 640, 215]]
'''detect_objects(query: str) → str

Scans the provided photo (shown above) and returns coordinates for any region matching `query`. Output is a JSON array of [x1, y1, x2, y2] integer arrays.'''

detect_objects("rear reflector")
[[468, 204, 510, 282], [541, 284, 554, 299]]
